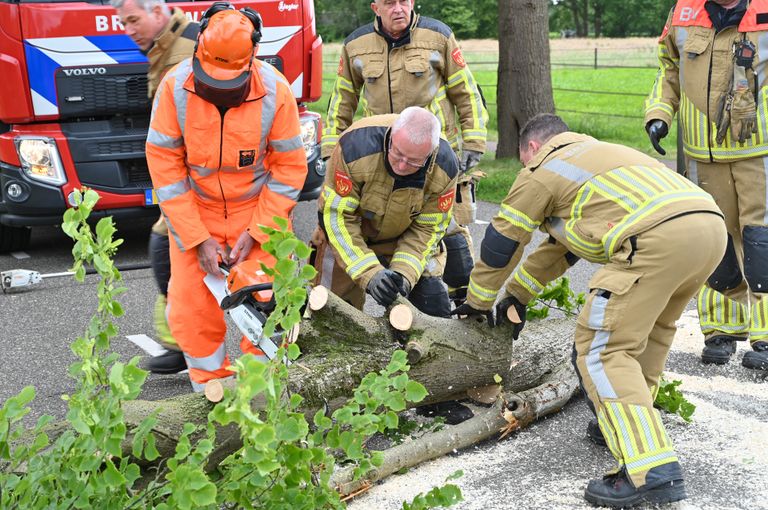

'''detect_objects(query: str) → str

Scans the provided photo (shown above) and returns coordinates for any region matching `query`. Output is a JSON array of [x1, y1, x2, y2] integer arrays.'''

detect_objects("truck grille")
[[55, 63, 150, 119], [62, 116, 154, 195]]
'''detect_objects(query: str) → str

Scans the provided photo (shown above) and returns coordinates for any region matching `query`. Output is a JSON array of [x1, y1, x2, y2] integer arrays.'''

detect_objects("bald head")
[[391, 106, 440, 150]]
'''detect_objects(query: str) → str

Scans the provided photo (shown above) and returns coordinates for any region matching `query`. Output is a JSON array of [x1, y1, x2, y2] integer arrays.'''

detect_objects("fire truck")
[[0, 0, 324, 252]]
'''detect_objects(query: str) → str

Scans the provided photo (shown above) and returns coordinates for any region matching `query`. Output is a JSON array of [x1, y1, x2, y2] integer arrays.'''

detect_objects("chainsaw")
[[203, 259, 287, 363]]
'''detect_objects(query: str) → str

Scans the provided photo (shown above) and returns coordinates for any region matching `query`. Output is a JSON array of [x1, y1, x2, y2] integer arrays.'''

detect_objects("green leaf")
[[276, 416, 304, 442], [273, 216, 289, 230], [102, 458, 126, 487], [405, 381, 428, 403], [276, 238, 300, 259], [287, 343, 301, 361], [445, 469, 464, 481], [295, 242, 312, 260], [255, 425, 276, 446], [493, 374, 503, 384]]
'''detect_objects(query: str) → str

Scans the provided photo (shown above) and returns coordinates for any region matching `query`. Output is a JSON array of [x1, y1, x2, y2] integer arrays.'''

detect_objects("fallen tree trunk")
[[118, 290, 579, 476]]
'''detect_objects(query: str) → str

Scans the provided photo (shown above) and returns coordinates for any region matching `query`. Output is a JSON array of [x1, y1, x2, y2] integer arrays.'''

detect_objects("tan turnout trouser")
[[687, 158, 768, 343], [573, 212, 727, 488]]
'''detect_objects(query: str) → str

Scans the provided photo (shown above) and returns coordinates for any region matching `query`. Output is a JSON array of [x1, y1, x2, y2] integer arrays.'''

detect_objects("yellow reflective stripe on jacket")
[[565, 167, 711, 261], [645, 44, 676, 118], [468, 275, 498, 303], [399, 210, 451, 272], [499, 204, 541, 232], [321, 186, 379, 279], [446, 68, 487, 141], [322, 76, 356, 150]]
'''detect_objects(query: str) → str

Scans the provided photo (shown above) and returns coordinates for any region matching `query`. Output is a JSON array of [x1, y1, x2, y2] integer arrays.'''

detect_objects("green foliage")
[[0, 189, 155, 508], [549, 0, 675, 37], [401, 471, 464, 510], [654, 376, 696, 423], [526, 276, 585, 320], [0, 203, 459, 509]]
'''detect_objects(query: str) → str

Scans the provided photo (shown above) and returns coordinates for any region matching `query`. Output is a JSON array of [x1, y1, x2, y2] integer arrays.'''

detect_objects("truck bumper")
[[0, 161, 158, 227], [299, 145, 324, 202]]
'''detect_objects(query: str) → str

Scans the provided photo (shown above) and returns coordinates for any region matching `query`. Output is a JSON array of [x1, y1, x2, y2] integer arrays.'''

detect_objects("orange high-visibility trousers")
[[167, 203, 275, 391]]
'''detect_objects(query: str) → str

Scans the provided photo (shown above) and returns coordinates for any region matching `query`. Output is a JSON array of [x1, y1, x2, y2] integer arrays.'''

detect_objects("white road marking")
[[11, 251, 30, 259], [475, 220, 490, 225], [126, 334, 189, 373], [126, 334, 169, 357]]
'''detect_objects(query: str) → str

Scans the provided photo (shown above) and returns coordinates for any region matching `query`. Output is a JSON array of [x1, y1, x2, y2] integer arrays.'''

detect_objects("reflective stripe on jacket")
[[322, 14, 488, 159], [147, 8, 198, 99], [146, 58, 307, 251], [467, 132, 723, 309], [646, 0, 768, 162], [318, 115, 459, 288]]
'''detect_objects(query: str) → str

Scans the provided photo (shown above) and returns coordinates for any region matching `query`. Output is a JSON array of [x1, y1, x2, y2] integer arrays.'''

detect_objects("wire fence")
[[321, 46, 659, 121]]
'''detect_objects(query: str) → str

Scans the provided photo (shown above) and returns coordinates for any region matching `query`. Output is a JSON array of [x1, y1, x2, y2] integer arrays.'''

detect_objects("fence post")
[[594, 48, 598, 69]]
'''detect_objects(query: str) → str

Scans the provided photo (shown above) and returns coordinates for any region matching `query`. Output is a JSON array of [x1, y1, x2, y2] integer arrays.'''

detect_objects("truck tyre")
[[0, 224, 31, 253]]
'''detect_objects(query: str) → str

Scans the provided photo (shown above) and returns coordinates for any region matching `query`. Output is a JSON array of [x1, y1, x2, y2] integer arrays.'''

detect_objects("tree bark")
[[29, 291, 580, 490], [496, 0, 555, 159]]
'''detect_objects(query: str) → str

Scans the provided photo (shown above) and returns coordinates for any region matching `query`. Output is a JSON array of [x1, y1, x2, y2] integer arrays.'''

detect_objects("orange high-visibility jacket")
[[146, 58, 307, 251]]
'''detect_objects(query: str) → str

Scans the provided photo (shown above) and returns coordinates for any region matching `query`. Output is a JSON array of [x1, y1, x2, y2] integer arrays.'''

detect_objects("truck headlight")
[[14, 137, 67, 186], [300, 117, 319, 159]]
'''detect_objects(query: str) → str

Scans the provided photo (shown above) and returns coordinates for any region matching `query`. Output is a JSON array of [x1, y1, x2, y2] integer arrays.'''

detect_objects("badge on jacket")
[[451, 48, 466, 68], [438, 189, 455, 212], [337, 56, 344, 75], [335, 171, 353, 196], [239, 149, 256, 167]]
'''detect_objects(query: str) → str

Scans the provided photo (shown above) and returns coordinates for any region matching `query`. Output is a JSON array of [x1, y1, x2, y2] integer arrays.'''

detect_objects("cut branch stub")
[[507, 305, 522, 323], [308, 285, 329, 311], [389, 304, 413, 331], [204, 379, 225, 403]]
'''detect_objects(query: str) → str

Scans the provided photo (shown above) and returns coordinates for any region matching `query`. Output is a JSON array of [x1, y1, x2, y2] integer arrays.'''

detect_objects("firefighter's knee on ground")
[[707, 234, 743, 292], [443, 232, 474, 290], [743, 226, 768, 293], [409, 276, 451, 318]]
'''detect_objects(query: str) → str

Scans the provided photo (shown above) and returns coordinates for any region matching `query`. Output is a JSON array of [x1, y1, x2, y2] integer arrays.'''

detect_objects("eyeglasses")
[[388, 139, 429, 169]]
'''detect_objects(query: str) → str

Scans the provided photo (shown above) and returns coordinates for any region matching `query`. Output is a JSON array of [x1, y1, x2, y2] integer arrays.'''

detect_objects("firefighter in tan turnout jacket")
[[114, 0, 198, 374], [645, 0, 768, 371], [313, 107, 458, 318], [322, 0, 488, 304], [456, 115, 726, 508]]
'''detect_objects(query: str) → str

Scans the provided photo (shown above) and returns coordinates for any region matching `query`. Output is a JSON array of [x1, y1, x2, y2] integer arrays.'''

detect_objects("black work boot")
[[742, 341, 768, 371], [701, 335, 740, 364], [415, 401, 474, 425], [586, 418, 607, 447], [584, 465, 687, 508], [143, 350, 187, 374]]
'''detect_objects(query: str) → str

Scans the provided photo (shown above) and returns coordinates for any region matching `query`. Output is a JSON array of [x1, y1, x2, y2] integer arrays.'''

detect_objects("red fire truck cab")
[[0, 0, 323, 252]]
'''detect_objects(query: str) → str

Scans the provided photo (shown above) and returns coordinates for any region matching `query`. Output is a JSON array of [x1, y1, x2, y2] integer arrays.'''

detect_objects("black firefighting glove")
[[494, 295, 527, 339], [367, 269, 408, 307], [460, 150, 482, 173], [451, 302, 494, 326], [646, 120, 668, 156]]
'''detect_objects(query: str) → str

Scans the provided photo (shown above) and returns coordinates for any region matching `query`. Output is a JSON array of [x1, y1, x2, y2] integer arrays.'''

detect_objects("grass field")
[[309, 39, 679, 201]]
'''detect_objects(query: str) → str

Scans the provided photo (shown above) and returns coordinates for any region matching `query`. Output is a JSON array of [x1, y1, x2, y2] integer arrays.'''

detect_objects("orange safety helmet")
[[226, 258, 274, 305], [192, 4, 262, 107]]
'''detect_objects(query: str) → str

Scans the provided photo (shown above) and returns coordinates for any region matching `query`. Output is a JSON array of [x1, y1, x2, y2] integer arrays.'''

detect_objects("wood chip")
[[204, 379, 225, 403], [308, 285, 328, 311], [389, 304, 413, 331]]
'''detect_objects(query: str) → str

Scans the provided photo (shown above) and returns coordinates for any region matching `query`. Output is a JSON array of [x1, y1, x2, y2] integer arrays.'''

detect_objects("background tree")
[[496, 0, 554, 159]]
